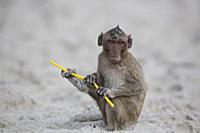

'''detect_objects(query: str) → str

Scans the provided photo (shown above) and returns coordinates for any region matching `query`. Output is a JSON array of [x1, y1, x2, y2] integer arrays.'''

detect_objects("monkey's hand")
[[61, 69, 89, 92], [61, 68, 75, 78], [84, 72, 103, 85], [97, 87, 111, 98]]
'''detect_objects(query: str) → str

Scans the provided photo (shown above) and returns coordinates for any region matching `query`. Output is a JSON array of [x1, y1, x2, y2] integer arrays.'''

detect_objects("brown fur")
[[87, 26, 147, 130]]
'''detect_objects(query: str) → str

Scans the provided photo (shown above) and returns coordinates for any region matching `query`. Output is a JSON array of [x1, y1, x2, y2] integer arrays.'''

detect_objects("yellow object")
[[49, 60, 114, 108]]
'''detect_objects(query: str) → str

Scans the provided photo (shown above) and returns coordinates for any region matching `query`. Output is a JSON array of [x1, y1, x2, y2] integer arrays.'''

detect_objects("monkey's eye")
[[118, 41, 125, 45], [107, 40, 111, 44], [111, 40, 115, 44], [107, 40, 115, 45]]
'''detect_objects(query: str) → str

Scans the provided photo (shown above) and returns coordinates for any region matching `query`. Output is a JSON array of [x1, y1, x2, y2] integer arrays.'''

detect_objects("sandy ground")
[[0, 0, 200, 132]]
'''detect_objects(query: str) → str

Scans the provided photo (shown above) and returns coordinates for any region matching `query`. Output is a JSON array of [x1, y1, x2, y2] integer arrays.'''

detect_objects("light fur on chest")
[[102, 66, 126, 89]]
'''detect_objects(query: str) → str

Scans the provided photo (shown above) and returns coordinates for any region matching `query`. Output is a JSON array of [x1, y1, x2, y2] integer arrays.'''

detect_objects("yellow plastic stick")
[[49, 60, 114, 108]]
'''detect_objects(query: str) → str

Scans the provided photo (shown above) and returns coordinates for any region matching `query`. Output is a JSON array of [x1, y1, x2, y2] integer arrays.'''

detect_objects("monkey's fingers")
[[97, 87, 107, 97], [93, 83, 114, 108], [84, 74, 96, 84], [61, 68, 74, 78]]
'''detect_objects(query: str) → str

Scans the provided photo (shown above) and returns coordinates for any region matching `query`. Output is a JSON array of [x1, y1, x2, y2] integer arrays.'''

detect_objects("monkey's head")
[[98, 25, 132, 64]]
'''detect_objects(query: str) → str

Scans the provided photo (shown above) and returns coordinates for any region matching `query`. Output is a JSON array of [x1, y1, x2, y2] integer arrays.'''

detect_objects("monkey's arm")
[[61, 70, 89, 93], [84, 72, 104, 99], [108, 70, 146, 98], [87, 84, 99, 100], [67, 77, 89, 92], [109, 81, 145, 98]]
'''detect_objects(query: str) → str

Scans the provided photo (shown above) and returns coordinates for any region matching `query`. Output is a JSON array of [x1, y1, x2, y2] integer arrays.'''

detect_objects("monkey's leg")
[[104, 104, 118, 131]]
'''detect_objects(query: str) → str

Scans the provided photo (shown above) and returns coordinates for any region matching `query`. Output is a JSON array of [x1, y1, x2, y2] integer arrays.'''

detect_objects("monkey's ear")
[[98, 32, 103, 46], [128, 34, 132, 48]]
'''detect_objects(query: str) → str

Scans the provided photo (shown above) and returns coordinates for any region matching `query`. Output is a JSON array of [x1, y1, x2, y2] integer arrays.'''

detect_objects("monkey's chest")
[[102, 68, 126, 89]]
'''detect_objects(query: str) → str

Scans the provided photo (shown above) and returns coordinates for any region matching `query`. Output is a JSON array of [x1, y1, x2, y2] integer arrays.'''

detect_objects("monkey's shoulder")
[[122, 52, 142, 69], [122, 52, 146, 83]]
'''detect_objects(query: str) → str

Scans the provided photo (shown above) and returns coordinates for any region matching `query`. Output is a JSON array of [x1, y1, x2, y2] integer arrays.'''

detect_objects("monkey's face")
[[98, 26, 132, 64], [104, 39, 126, 64]]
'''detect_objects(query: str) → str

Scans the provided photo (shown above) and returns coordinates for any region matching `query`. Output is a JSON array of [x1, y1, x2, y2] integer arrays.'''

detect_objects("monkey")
[[61, 25, 147, 130]]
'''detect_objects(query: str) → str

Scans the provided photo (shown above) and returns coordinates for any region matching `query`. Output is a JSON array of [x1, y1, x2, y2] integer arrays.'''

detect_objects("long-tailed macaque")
[[61, 25, 147, 130]]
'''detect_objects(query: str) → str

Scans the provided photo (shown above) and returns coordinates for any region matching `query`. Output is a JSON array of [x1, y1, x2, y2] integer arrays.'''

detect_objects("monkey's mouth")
[[109, 56, 121, 63]]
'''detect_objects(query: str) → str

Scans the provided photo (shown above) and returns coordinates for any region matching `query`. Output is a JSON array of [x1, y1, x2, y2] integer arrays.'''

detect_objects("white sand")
[[0, 0, 200, 132]]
